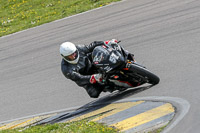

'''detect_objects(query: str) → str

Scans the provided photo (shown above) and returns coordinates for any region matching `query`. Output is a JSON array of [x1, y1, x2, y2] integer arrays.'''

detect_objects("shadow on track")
[[39, 84, 153, 124], [82, 84, 153, 108]]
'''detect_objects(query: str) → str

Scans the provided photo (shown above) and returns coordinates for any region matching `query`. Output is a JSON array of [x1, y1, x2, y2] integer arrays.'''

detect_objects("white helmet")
[[60, 42, 79, 64]]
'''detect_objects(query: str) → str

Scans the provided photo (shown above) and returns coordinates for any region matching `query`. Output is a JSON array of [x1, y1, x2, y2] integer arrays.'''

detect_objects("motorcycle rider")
[[60, 39, 120, 98], [60, 39, 136, 98]]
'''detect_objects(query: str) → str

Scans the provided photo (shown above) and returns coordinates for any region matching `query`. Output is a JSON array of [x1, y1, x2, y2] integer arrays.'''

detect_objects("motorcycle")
[[92, 41, 160, 92]]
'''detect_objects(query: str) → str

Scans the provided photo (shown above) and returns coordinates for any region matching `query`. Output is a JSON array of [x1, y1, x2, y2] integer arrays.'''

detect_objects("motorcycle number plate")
[[109, 53, 119, 64]]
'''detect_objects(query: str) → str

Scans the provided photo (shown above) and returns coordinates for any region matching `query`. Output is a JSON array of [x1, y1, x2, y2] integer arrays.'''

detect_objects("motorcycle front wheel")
[[128, 63, 160, 85]]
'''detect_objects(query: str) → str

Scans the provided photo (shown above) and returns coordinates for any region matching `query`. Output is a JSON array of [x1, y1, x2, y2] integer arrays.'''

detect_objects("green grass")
[[148, 124, 168, 133], [0, 120, 119, 133], [0, 0, 120, 37]]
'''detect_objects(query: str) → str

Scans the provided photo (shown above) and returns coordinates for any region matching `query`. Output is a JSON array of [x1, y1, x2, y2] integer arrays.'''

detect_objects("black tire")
[[129, 64, 160, 85]]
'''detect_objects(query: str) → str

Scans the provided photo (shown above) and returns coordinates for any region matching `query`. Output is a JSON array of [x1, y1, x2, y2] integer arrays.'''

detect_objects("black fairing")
[[92, 44, 125, 73]]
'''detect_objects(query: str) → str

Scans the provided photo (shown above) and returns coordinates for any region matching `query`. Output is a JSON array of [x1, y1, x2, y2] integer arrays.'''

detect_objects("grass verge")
[[0, 0, 121, 37], [149, 124, 168, 133], [0, 120, 119, 133]]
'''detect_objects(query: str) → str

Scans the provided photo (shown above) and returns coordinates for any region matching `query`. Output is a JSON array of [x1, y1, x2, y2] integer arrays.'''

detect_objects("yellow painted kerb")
[[110, 103, 174, 132]]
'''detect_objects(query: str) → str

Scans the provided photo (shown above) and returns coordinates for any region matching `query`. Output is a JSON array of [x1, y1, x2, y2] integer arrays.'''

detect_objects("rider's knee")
[[89, 93, 99, 98], [85, 86, 101, 98]]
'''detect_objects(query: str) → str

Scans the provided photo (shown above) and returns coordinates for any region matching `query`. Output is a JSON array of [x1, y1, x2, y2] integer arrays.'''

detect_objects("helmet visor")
[[62, 50, 78, 61]]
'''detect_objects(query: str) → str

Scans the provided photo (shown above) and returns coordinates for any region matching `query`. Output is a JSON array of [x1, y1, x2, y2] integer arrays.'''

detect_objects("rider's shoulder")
[[76, 44, 85, 49], [76, 44, 89, 53]]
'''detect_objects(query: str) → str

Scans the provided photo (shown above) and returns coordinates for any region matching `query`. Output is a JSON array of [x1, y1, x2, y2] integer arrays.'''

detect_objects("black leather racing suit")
[[61, 41, 105, 98]]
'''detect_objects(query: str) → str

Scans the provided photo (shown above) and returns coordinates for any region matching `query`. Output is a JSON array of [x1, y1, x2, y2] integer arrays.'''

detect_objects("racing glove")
[[90, 74, 103, 84], [104, 39, 118, 45]]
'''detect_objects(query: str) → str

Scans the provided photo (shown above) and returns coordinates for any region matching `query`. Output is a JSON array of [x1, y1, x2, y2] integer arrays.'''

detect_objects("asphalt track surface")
[[1, 0, 200, 132]]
